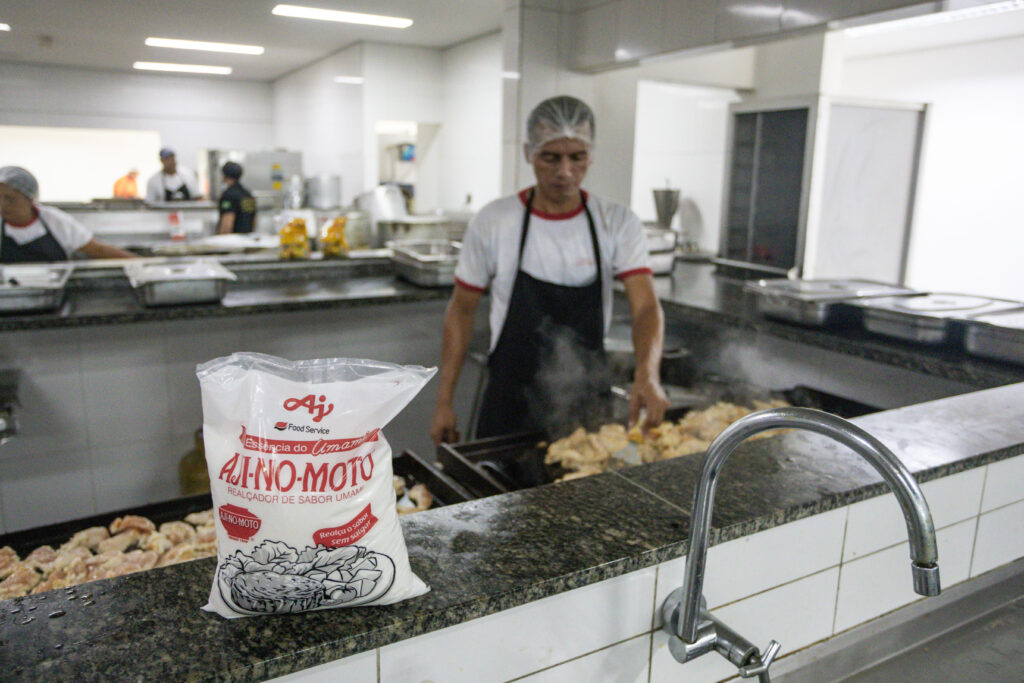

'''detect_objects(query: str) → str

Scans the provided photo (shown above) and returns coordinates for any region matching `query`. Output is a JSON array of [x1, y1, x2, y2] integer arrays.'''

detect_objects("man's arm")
[[77, 238, 136, 259], [622, 273, 669, 431], [430, 285, 482, 445], [218, 212, 235, 234]]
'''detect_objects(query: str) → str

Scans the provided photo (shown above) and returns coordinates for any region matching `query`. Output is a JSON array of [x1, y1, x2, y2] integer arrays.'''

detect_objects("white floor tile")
[[971, 499, 1024, 577], [843, 467, 985, 561], [834, 519, 975, 634], [380, 567, 656, 683], [655, 509, 845, 619], [980, 455, 1024, 513], [266, 649, 376, 683], [0, 450, 96, 531], [515, 634, 650, 683]]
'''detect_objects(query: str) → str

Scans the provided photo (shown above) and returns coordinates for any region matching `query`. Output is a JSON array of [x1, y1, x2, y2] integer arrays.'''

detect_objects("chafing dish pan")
[[388, 239, 460, 287], [851, 293, 1022, 345], [744, 278, 917, 326], [963, 307, 1024, 366], [124, 259, 236, 306], [0, 264, 72, 313]]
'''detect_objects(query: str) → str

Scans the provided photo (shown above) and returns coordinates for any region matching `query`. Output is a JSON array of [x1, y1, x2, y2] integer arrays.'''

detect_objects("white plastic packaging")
[[196, 353, 436, 618]]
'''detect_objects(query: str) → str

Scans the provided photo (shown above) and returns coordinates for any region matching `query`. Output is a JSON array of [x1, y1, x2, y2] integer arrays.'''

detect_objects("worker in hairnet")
[[430, 95, 669, 444], [0, 166, 136, 262]]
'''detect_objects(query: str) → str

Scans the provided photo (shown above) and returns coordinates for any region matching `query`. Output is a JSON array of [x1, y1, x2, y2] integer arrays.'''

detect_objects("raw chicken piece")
[[0, 565, 41, 600], [102, 550, 158, 578], [98, 529, 143, 554], [143, 532, 174, 557], [159, 521, 196, 545], [158, 542, 216, 567], [194, 525, 217, 545], [84, 551, 127, 582], [61, 526, 110, 553], [0, 546, 20, 580], [32, 556, 88, 593], [109, 515, 156, 535], [184, 509, 214, 527], [397, 483, 433, 515], [24, 546, 59, 575], [393, 475, 406, 498]]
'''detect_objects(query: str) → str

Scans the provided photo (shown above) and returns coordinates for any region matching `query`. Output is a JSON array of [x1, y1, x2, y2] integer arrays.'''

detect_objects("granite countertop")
[[0, 259, 450, 332], [3, 381, 1023, 682]]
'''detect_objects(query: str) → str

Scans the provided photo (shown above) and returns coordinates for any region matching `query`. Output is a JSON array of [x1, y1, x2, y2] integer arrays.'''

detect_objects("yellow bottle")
[[320, 216, 348, 258], [178, 428, 210, 496]]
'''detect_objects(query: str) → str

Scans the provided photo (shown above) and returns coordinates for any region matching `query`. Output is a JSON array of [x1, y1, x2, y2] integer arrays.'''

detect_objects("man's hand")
[[430, 402, 461, 445], [630, 375, 669, 432]]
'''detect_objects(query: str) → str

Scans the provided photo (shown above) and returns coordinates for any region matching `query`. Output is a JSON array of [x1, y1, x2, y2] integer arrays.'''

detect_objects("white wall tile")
[[266, 649, 376, 683], [516, 634, 650, 683], [0, 450, 96, 531], [655, 508, 846, 618], [650, 629, 742, 682], [843, 467, 986, 561], [834, 519, 975, 634], [91, 438, 183, 513], [380, 567, 655, 683], [971, 499, 1024, 578], [0, 371, 88, 462], [81, 366, 172, 448], [980, 455, 1024, 513]]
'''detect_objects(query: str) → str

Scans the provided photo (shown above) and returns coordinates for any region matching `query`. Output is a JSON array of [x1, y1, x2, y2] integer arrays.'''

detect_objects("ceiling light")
[[145, 37, 264, 55], [845, 0, 1024, 36], [333, 75, 364, 84], [133, 61, 232, 75], [272, 4, 413, 29], [0, 23, 10, 32]]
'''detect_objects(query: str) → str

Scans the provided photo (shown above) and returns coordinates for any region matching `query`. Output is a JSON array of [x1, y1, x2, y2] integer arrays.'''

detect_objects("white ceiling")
[[0, 0, 503, 81]]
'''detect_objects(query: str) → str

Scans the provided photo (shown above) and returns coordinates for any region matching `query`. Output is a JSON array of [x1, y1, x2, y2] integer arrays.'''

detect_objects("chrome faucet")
[[661, 407, 941, 682]]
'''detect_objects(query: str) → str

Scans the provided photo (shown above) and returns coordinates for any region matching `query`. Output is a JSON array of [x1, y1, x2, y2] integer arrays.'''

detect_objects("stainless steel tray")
[[852, 293, 1022, 344], [645, 228, 677, 252], [964, 308, 1024, 366], [0, 264, 72, 313], [744, 278, 918, 326], [388, 239, 460, 287], [124, 260, 236, 306]]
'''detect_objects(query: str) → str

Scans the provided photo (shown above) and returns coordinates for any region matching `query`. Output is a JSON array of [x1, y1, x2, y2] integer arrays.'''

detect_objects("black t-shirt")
[[219, 183, 256, 234]]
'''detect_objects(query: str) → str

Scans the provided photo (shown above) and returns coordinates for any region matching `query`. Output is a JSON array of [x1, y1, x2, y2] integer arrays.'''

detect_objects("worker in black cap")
[[145, 148, 201, 203], [217, 162, 256, 234]]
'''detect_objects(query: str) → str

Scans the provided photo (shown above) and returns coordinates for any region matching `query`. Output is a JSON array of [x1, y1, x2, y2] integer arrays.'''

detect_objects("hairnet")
[[222, 161, 243, 180], [524, 96, 596, 161], [0, 166, 39, 201]]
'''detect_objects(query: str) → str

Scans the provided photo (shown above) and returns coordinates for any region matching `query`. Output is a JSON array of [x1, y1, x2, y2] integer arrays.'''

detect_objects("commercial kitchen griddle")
[[438, 383, 879, 498]]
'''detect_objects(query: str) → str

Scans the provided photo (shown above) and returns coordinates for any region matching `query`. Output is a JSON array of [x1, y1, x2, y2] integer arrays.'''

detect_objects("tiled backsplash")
[[264, 453, 1024, 682]]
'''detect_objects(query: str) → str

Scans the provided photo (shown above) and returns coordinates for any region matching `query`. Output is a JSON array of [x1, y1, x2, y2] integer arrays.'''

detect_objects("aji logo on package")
[[274, 394, 334, 432]]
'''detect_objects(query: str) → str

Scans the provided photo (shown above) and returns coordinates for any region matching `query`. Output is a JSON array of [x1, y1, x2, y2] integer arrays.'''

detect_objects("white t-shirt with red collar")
[[455, 189, 651, 351], [1, 204, 93, 259]]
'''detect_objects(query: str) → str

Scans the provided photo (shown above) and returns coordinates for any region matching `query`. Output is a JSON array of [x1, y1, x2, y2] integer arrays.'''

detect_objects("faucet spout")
[[675, 407, 940, 645]]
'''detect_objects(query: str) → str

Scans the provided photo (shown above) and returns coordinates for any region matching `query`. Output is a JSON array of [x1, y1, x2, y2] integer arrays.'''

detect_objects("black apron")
[[163, 175, 192, 201], [476, 190, 610, 439], [1, 213, 68, 263]]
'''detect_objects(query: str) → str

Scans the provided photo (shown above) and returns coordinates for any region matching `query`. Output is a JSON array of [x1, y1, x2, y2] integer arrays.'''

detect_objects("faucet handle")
[[738, 640, 780, 681]]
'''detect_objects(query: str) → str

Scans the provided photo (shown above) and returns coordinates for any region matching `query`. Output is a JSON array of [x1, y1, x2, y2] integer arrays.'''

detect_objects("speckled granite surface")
[[3, 382, 1023, 682]]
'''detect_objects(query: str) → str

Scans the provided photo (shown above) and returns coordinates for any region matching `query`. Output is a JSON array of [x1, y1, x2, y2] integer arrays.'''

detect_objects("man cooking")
[[430, 95, 669, 444], [217, 162, 257, 234], [145, 148, 201, 203], [0, 166, 136, 263]]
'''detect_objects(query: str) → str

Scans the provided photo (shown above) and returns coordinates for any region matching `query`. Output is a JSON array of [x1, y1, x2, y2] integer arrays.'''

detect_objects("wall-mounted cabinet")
[[716, 96, 926, 283]]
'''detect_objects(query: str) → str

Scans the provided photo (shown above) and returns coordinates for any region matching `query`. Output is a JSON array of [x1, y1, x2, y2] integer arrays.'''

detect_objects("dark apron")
[[1, 214, 68, 263], [164, 177, 192, 201], [476, 190, 610, 439]]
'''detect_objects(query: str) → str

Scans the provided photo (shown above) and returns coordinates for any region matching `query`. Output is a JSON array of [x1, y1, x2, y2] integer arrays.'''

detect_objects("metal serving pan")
[[963, 308, 1024, 366], [0, 264, 72, 314], [124, 259, 236, 306], [744, 278, 918, 327], [645, 228, 677, 276], [851, 293, 1023, 345], [388, 239, 460, 287]]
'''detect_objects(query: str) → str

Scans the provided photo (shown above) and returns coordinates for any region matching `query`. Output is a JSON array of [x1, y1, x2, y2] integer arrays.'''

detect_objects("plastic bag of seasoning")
[[196, 353, 436, 618]]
